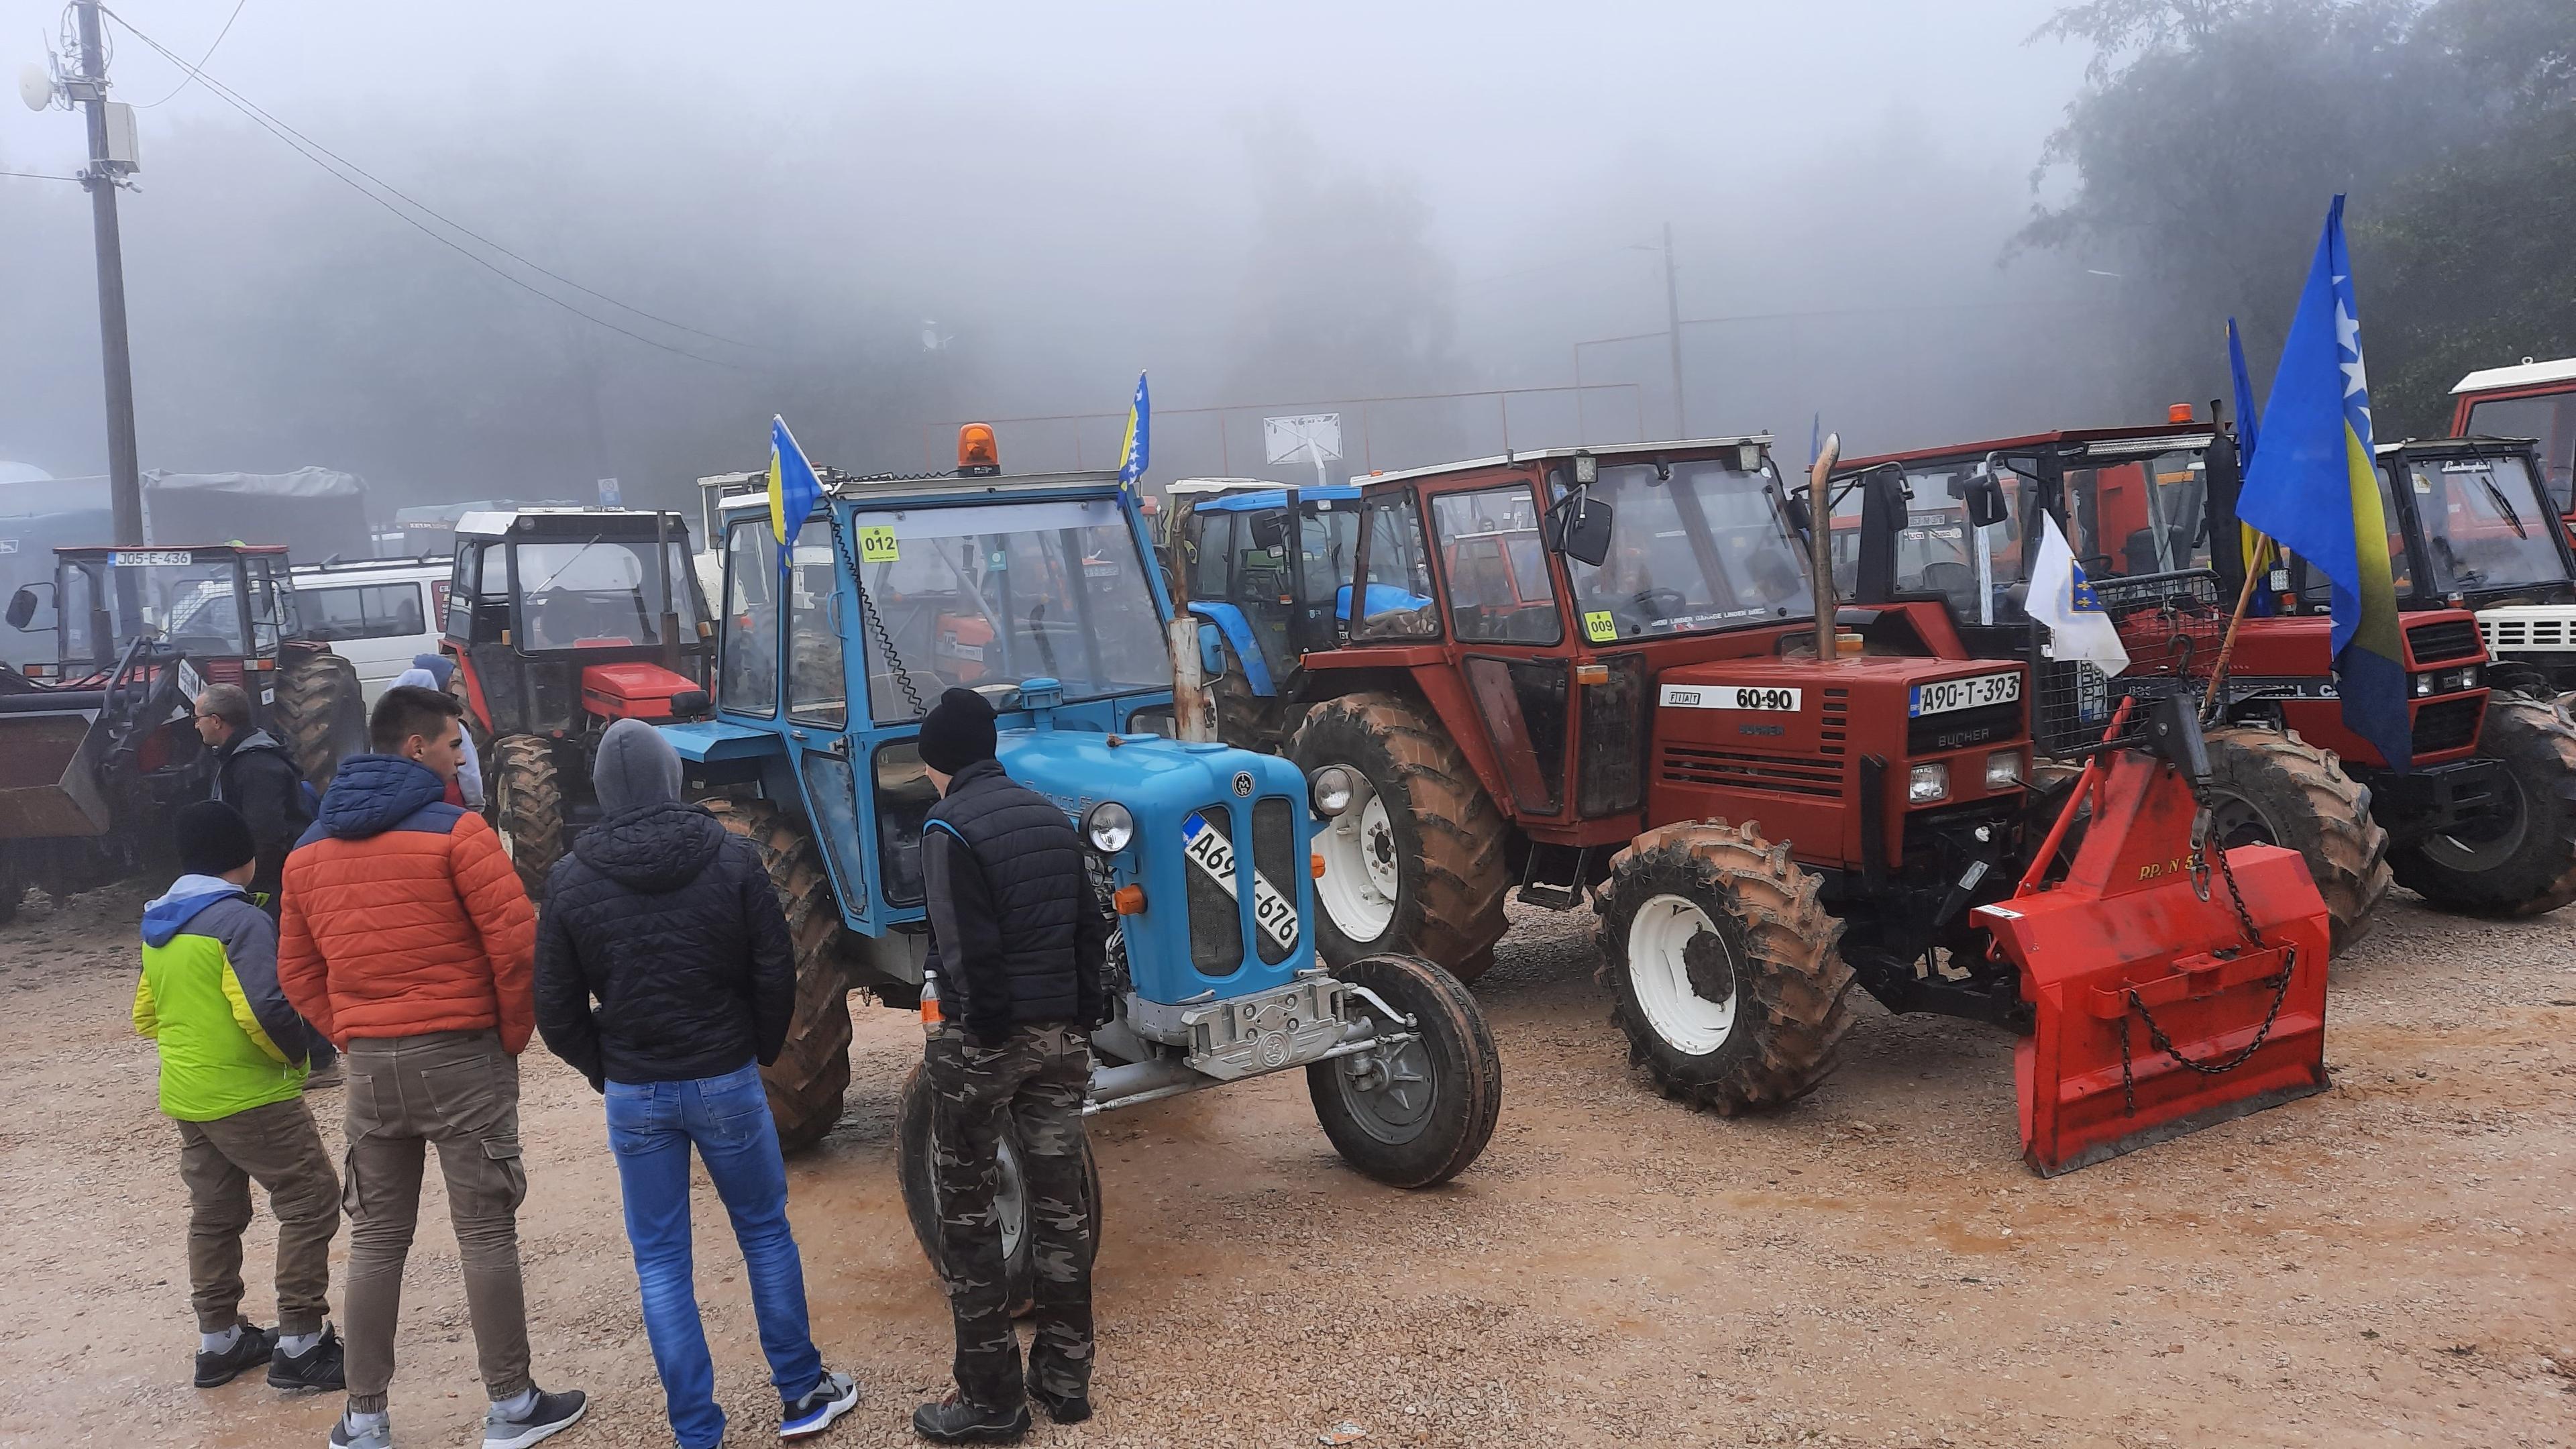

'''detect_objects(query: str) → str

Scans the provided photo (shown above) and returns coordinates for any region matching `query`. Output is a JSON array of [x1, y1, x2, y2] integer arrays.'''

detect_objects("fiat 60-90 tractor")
[[661, 428, 1500, 1299]]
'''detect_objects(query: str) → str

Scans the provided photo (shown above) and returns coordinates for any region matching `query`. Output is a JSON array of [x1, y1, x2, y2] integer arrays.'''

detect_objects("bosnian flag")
[[2027, 512, 2130, 677]]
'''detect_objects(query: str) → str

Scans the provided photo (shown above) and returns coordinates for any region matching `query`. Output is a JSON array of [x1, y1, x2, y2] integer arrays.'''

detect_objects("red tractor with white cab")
[[441, 507, 714, 892]]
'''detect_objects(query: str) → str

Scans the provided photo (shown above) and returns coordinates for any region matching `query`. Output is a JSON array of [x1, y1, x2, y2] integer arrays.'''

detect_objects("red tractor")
[[1832, 412, 2576, 943], [441, 508, 714, 892], [1195, 434, 2332, 1172]]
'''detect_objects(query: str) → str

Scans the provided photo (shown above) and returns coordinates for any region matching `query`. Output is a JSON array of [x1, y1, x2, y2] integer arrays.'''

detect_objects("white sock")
[[494, 1387, 539, 1418], [344, 1408, 389, 1434], [199, 1324, 242, 1354], [278, 1327, 323, 1356]]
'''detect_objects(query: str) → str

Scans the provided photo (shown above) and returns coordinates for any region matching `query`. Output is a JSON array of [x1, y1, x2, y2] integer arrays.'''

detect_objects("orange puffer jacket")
[[279, 754, 537, 1052]]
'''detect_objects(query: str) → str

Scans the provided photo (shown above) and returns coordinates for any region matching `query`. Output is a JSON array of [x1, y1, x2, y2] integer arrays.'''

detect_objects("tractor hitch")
[[1978, 729, 2331, 1175]]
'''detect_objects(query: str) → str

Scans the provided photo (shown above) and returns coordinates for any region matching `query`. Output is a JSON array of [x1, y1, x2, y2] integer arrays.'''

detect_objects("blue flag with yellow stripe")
[[2236, 197, 2409, 771], [1116, 373, 1150, 488]]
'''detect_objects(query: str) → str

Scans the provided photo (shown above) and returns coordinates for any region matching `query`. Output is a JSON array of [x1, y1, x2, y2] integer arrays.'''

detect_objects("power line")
[[128, 0, 246, 107], [101, 8, 763, 366]]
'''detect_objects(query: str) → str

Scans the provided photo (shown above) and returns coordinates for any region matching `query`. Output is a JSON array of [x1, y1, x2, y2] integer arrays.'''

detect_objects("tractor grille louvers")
[[2406, 619, 2481, 665], [1183, 804, 1240, 976], [2480, 615, 2573, 651], [1181, 797, 1303, 977], [2412, 696, 2484, 755], [1658, 744, 1843, 798], [1251, 797, 1297, 966], [1819, 688, 1849, 757]]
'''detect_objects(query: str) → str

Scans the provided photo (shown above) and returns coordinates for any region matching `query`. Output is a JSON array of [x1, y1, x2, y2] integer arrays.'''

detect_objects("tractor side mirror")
[[1963, 472, 2009, 529], [668, 688, 711, 720], [1545, 490, 1615, 568], [1780, 489, 1813, 539], [1195, 621, 1229, 682], [5, 588, 36, 631]]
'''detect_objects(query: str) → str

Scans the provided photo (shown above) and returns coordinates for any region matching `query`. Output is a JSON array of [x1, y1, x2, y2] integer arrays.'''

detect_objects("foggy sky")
[[0, 0, 2112, 515]]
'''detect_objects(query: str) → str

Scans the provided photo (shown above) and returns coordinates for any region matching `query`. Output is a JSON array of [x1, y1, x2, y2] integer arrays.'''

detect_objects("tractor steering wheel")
[[1631, 586, 1690, 619]]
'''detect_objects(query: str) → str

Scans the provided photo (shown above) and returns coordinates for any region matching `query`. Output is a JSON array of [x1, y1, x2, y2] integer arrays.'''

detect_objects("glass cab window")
[[2463, 392, 2576, 513], [1432, 486, 1561, 644], [298, 582, 425, 642], [1350, 492, 1439, 641], [2062, 450, 2209, 577], [513, 538, 699, 649], [1842, 462, 2030, 624], [718, 521, 780, 716], [67, 553, 250, 659], [1560, 456, 1811, 640], [2407, 453, 2565, 595], [786, 539, 846, 725]]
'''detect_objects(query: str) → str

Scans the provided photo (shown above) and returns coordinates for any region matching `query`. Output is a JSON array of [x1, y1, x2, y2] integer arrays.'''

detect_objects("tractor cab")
[[445, 508, 714, 890], [1166, 478, 1363, 746], [2451, 357, 2576, 522], [16, 543, 301, 682], [2374, 439, 2576, 698]]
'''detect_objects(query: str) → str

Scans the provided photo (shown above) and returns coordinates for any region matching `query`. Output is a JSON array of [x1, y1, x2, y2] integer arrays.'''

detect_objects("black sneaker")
[[194, 1323, 277, 1387], [911, 1391, 1030, 1444], [1026, 1377, 1090, 1425], [482, 1387, 587, 1449], [268, 1326, 345, 1392]]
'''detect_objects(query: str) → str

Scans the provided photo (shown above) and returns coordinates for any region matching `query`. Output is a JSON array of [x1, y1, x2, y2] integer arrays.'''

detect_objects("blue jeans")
[[605, 1063, 824, 1449]]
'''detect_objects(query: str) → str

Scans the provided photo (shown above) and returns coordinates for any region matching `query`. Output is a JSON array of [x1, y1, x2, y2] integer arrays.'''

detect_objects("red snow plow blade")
[[1978, 733, 2330, 1176]]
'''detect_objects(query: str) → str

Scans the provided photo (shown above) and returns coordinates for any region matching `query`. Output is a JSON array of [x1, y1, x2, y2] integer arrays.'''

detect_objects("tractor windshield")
[[852, 497, 1169, 720], [509, 537, 700, 649], [1561, 458, 1811, 639], [2061, 448, 2210, 579], [1827, 462, 2030, 624], [59, 552, 247, 662], [2402, 453, 2566, 594]]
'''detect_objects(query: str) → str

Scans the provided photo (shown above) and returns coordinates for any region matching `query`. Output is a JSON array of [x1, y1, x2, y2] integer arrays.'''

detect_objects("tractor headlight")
[[1310, 765, 1356, 817], [1908, 763, 1950, 804], [1984, 749, 2025, 790], [2414, 673, 2435, 696], [1081, 800, 1136, 854], [2447, 666, 2479, 692]]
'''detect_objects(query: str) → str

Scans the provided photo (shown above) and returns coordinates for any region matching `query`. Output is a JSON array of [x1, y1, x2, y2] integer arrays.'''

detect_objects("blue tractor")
[[662, 430, 1501, 1301]]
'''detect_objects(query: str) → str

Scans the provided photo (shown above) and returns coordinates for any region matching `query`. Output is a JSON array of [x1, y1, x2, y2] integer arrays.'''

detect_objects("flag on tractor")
[[2226, 317, 2275, 616], [2027, 512, 2131, 677], [768, 415, 822, 586], [1116, 373, 1151, 488], [2235, 196, 2410, 772]]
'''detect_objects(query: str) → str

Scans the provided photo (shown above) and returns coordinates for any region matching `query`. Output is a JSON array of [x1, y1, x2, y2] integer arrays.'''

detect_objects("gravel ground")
[[0, 880, 2569, 1448]]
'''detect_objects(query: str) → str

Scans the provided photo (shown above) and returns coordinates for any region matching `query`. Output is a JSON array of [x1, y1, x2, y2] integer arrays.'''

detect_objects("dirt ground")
[[1, 882, 2569, 1449]]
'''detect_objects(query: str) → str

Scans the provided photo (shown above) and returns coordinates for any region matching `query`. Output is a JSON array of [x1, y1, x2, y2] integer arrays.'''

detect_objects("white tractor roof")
[[1358, 435, 1774, 486], [2453, 358, 2576, 395], [1165, 476, 1288, 496], [453, 506, 687, 537]]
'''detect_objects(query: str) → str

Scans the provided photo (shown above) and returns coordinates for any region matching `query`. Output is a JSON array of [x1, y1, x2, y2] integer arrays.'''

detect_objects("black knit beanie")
[[917, 686, 998, 774], [176, 800, 258, 878]]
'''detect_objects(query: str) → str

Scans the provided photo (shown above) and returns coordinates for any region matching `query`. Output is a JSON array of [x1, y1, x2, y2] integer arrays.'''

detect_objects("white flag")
[[2026, 513, 2130, 677]]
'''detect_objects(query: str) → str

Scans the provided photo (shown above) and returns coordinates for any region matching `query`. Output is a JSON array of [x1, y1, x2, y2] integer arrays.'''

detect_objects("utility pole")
[[73, 0, 144, 545], [1662, 221, 1686, 439]]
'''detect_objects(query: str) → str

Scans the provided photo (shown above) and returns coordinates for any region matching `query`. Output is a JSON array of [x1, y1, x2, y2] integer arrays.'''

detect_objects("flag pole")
[[2200, 535, 2270, 720]]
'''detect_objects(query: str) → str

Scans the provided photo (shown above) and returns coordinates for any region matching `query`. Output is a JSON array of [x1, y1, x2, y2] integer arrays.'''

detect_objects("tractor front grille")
[[1180, 796, 1304, 977], [2413, 696, 2484, 755], [2407, 619, 2481, 665], [1658, 744, 1842, 798], [1907, 701, 2022, 755], [2481, 615, 2572, 651], [1819, 688, 1849, 757]]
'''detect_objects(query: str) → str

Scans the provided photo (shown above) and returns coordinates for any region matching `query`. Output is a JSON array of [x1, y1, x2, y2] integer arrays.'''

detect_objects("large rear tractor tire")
[[1596, 820, 1855, 1114], [272, 648, 367, 792], [1289, 692, 1509, 981], [2390, 699, 2576, 917], [2202, 726, 2393, 955], [706, 797, 855, 1150], [896, 1062, 1103, 1317], [1306, 953, 1502, 1187], [488, 735, 565, 899]]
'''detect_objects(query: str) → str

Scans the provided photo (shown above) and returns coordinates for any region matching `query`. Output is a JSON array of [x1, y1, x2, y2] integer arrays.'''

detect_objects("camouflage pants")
[[925, 1022, 1094, 1409]]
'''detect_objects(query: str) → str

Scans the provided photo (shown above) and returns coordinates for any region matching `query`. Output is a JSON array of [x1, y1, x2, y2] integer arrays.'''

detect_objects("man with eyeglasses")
[[195, 684, 315, 920]]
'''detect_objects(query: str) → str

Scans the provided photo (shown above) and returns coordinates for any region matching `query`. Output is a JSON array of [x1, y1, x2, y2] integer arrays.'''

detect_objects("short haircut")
[[370, 684, 464, 754], [197, 682, 253, 733]]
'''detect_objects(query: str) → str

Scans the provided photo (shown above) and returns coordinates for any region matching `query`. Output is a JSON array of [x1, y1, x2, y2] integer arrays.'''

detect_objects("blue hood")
[[142, 874, 248, 947], [316, 754, 449, 839]]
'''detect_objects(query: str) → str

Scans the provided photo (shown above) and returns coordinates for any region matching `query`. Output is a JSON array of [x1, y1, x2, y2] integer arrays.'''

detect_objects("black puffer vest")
[[924, 758, 1092, 1028]]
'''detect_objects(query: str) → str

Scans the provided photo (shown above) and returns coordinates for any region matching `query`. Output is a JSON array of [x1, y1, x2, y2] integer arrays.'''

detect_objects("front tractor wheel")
[[2390, 698, 2576, 917], [2202, 727, 2394, 955], [488, 735, 565, 898], [1597, 820, 1856, 1115], [1307, 953, 1503, 1188], [894, 1063, 1103, 1317], [706, 798, 855, 1150], [1289, 692, 1509, 981]]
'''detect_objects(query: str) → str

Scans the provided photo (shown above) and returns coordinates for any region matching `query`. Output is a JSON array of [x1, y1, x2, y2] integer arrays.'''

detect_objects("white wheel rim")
[[1314, 771, 1397, 942], [994, 1137, 1027, 1260], [1627, 893, 1737, 1055]]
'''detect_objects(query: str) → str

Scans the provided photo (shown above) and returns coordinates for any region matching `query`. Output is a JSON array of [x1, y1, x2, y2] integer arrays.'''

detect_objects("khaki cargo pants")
[[176, 1095, 341, 1336], [341, 1030, 532, 1414]]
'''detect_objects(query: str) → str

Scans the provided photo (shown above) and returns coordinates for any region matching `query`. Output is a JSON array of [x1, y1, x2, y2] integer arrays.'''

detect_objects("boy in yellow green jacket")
[[136, 801, 345, 1392]]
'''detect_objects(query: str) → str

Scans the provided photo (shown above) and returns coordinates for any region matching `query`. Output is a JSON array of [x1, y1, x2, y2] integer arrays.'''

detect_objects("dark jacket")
[[533, 801, 796, 1091], [211, 728, 313, 910], [923, 757, 1109, 1042]]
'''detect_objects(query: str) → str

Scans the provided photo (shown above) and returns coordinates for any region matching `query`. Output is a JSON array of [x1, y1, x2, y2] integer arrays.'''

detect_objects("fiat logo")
[[1232, 771, 1255, 797]]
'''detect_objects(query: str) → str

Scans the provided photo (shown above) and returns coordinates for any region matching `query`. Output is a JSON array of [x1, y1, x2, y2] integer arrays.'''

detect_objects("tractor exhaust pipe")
[[1809, 433, 1841, 663]]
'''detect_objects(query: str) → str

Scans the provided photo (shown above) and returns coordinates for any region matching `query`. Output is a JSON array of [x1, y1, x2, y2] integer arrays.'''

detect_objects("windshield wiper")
[[527, 535, 608, 594], [2479, 476, 2529, 539]]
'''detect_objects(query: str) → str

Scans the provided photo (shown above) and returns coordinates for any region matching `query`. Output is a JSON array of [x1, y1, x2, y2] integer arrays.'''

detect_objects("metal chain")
[[2118, 951, 2298, 1116], [827, 504, 926, 718]]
